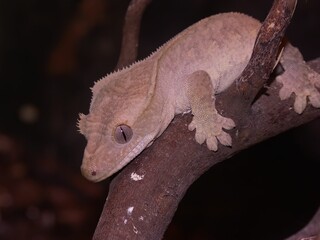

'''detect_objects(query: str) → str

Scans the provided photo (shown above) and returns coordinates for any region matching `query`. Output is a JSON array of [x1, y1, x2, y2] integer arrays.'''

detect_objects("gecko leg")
[[185, 70, 235, 151], [276, 43, 320, 114]]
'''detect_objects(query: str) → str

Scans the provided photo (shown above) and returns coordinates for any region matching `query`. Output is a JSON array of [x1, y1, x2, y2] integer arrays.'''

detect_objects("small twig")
[[116, 0, 152, 70]]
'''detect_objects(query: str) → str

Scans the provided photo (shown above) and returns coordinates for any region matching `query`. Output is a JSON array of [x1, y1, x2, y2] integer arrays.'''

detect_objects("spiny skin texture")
[[78, 12, 320, 182]]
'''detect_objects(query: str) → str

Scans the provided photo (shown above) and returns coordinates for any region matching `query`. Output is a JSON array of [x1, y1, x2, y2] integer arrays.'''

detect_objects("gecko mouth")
[[83, 134, 154, 182]]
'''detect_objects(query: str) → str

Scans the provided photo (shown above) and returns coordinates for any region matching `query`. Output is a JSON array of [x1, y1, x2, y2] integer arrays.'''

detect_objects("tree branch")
[[92, 0, 320, 239], [116, 0, 152, 70], [219, 0, 296, 125], [285, 199, 320, 240]]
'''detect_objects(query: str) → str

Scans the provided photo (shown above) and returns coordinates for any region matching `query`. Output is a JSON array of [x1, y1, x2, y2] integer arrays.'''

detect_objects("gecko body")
[[78, 13, 320, 182]]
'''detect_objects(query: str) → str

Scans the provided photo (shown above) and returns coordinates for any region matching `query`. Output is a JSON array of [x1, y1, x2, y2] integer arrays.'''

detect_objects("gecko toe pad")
[[276, 63, 320, 114], [188, 112, 235, 151]]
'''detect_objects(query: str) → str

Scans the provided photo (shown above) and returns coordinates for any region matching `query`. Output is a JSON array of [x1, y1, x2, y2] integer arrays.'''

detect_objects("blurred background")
[[0, 0, 320, 239]]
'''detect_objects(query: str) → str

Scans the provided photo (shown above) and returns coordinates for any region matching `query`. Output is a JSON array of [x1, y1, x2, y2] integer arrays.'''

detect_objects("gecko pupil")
[[114, 124, 133, 144], [120, 126, 127, 142]]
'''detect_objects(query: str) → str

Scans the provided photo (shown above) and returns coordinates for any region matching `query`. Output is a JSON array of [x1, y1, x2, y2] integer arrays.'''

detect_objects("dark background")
[[0, 0, 320, 239]]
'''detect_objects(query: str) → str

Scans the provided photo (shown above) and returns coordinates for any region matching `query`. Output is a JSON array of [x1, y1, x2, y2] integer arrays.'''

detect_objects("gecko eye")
[[114, 124, 133, 144]]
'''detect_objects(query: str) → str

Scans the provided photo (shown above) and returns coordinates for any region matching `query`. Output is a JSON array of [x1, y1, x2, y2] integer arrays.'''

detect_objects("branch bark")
[[92, 0, 320, 239], [285, 200, 320, 240], [219, 0, 296, 126], [116, 0, 152, 70]]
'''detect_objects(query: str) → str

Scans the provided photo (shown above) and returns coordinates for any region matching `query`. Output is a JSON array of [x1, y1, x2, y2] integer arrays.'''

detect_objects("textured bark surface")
[[116, 0, 152, 70], [92, 0, 320, 239]]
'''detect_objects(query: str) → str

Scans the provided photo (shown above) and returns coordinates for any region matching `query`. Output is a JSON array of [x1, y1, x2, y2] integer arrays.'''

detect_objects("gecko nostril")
[[91, 170, 97, 176]]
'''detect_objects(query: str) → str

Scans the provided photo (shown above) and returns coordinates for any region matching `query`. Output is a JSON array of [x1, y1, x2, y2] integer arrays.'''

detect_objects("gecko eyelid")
[[114, 124, 133, 144]]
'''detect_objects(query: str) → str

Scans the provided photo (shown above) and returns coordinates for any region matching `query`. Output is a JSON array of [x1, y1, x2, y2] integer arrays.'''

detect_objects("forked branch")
[[92, 0, 320, 239]]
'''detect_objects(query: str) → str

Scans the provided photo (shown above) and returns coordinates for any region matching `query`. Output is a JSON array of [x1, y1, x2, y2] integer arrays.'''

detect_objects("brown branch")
[[219, 0, 296, 125], [237, 0, 296, 100], [285, 198, 320, 240], [92, 0, 320, 239], [116, 0, 152, 70]]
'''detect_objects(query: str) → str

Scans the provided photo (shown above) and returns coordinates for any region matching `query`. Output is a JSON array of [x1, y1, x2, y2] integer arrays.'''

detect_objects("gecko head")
[[78, 68, 161, 182], [78, 111, 159, 182]]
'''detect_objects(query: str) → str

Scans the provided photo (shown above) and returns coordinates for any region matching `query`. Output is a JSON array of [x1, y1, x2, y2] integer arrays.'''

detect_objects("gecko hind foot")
[[277, 63, 320, 114]]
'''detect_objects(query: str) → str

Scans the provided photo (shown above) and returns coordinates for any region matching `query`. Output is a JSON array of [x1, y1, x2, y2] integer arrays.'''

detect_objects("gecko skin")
[[78, 12, 320, 182]]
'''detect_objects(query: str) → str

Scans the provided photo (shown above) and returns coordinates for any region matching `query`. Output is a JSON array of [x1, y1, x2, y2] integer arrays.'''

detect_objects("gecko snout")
[[80, 152, 101, 181], [80, 163, 100, 182]]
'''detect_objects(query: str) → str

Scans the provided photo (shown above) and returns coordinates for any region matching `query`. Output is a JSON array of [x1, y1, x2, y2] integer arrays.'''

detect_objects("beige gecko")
[[78, 12, 320, 182]]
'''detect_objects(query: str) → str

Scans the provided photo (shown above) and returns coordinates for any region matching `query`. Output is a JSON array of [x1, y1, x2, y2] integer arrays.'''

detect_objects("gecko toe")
[[195, 130, 206, 145], [293, 95, 307, 114], [223, 118, 236, 130], [188, 121, 196, 131], [206, 137, 218, 151], [278, 85, 292, 100], [309, 92, 320, 108], [217, 132, 232, 146]]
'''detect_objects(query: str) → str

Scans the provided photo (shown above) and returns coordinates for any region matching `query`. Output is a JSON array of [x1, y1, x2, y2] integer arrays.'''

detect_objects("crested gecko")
[[78, 12, 320, 182]]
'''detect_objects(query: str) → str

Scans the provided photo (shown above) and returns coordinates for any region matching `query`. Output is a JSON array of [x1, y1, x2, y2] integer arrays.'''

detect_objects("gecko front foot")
[[277, 44, 320, 114], [188, 111, 235, 151], [186, 70, 236, 151]]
